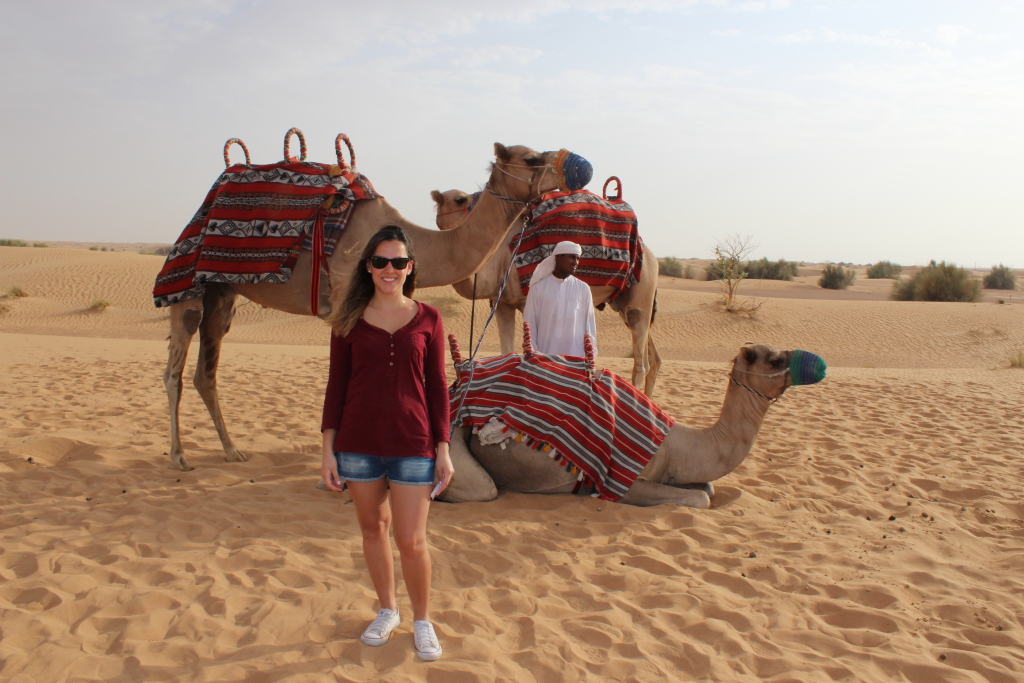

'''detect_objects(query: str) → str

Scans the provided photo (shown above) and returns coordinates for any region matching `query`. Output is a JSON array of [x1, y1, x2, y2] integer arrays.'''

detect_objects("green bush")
[[88, 246, 98, 251], [659, 257, 685, 278], [32, 242, 47, 248], [983, 264, 1017, 290], [819, 264, 856, 290], [744, 258, 797, 281], [0, 239, 28, 247], [891, 261, 981, 302], [704, 262, 725, 280], [867, 260, 902, 279]]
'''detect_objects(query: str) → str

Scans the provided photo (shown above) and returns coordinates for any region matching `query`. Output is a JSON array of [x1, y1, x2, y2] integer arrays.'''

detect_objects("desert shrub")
[[88, 246, 98, 251], [7, 286, 28, 298], [744, 258, 797, 281], [682, 263, 696, 279], [983, 264, 1017, 290], [89, 299, 111, 312], [818, 263, 856, 290], [32, 242, 47, 248], [0, 302, 9, 315], [0, 239, 28, 247], [1011, 349, 1024, 368], [867, 260, 902, 279], [891, 260, 981, 302], [659, 257, 685, 278], [704, 262, 725, 280]]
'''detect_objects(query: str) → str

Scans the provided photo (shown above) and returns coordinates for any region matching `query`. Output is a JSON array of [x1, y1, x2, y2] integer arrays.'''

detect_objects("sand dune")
[[1, 245, 1023, 682]]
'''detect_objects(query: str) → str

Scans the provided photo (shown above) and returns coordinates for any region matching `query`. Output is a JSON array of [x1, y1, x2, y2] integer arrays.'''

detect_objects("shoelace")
[[414, 621, 439, 652], [366, 609, 398, 637]]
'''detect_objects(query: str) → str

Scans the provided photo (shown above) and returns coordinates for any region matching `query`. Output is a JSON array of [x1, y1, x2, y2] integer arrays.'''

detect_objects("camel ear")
[[494, 142, 511, 162], [430, 190, 444, 207], [742, 346, 758, 365]]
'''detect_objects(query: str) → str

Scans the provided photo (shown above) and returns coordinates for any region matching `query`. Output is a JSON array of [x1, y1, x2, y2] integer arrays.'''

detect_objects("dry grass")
[[1011, 349, 1024, 368], [7, 286, 28, 299], [89, 299, 111, 312], [0, 302, 10, 315]]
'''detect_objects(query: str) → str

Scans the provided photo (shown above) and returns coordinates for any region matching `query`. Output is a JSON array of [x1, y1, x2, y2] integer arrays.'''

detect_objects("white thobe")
[[523, 275, 597, 358]]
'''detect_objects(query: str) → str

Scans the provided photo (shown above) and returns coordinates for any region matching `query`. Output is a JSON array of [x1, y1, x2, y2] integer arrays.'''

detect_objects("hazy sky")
[[2, 1, 1021, 266]]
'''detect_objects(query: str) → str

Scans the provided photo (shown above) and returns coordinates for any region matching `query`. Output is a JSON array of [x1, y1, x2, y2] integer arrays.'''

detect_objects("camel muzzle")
[[553, 149, 593, 192], [789, 350, 826, 385]]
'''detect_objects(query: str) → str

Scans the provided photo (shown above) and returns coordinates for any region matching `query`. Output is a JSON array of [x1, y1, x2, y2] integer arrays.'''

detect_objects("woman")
[[321, 225, 454, 661]]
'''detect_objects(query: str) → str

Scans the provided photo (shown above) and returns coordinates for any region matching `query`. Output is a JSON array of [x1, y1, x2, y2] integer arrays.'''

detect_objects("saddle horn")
[[448, 334, 464, 366], [522, 322, 534, 357]]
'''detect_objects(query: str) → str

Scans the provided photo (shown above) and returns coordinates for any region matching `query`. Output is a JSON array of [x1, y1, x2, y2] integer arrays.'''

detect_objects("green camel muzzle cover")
[[789, 350, 826, 385]]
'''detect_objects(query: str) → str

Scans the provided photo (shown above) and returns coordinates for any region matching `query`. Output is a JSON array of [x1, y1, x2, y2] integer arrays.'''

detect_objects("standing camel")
[[431, 189, 662, 395], [163, 143, 564, 471]]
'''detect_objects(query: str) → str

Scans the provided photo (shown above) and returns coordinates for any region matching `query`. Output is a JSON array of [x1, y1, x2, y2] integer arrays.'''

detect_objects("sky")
[[1, 0, 1021, 267]]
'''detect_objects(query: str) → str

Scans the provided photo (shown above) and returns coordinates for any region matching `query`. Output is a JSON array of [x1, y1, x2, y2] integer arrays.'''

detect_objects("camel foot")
[[171, 453, 193, 471], [223, 447, 247, 463], [677, 482, 714, 499]]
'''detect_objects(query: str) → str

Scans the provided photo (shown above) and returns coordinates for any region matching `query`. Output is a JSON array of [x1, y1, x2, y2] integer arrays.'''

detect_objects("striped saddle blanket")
[[513, 190, 644, 301], [153, 161, 379, 308], [450, 352, 674, 501]]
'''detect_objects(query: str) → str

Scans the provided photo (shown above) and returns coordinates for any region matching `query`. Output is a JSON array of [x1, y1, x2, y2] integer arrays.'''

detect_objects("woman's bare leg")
[[389, 483, 433, 621], [347, 479, 397, 612]]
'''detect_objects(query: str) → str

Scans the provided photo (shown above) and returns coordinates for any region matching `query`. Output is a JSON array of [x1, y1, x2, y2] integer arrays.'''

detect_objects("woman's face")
[[368, 239, 412, 295]]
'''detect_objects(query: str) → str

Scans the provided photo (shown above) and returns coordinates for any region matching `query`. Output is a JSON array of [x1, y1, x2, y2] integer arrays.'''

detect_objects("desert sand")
[[1, 245, 1023, 682]]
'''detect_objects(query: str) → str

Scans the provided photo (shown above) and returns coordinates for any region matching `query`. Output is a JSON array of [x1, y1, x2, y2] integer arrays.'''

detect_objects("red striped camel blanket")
[[153, 161, 379, 308], [449, 352, 674, 501], [512, 190, 644, 301]]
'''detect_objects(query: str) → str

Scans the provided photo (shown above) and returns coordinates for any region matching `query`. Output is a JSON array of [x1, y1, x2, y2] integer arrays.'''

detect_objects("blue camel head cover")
[[789, 349, 827, 385]]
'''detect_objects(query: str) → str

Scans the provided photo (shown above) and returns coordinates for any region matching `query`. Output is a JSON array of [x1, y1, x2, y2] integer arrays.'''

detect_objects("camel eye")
[[524, 156, 542, 166], [770, 357, 785, 368], [455, 196, 467, 206]]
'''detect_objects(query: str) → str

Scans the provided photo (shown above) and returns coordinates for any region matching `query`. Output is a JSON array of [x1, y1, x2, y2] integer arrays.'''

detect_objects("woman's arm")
[[424, 311, 452, 447], [321, 429, 343, 491]]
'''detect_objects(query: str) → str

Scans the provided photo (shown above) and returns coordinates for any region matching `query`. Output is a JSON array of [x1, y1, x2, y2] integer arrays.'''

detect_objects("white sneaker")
[[413, 620, 442, 661], [361, 608, 400, 646]]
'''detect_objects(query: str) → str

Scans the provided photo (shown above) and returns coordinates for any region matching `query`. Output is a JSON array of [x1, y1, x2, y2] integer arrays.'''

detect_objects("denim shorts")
[[335, 451, 435, 486]]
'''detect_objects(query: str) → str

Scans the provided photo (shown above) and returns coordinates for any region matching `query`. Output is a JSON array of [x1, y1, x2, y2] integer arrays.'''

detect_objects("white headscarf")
[[529, 241, 583, 286]]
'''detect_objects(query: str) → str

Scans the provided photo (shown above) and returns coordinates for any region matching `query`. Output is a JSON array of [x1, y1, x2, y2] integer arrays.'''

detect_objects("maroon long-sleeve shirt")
[[321, 302, 450, 458]]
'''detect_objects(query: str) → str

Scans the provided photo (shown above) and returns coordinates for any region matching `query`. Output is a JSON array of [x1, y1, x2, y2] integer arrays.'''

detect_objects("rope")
[[469, 274, 477, 358], [449, 224, 528, 438]]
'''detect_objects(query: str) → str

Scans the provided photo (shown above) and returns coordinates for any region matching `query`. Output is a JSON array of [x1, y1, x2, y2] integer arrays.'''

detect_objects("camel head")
[[730, 344, 827, 402], [489, 143, 590, 203], [431, 189, 480, 230]]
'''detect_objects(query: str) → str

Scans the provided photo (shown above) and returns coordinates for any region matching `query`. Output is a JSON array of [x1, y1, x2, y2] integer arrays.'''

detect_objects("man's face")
[[552, 253, 579, 279]]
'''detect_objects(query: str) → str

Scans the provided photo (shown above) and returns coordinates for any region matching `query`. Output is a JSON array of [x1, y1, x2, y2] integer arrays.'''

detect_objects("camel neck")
[[688, 379, 770, 482], [423, 175, 525, 287]]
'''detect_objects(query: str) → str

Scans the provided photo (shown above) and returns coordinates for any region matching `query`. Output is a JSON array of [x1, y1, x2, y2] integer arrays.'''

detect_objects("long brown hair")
[[330, 225, 417, 336]]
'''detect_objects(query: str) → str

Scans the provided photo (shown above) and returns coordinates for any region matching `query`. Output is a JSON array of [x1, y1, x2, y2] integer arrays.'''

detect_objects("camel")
[[431, 189, 662, 396], [163, 143, 566, 471], [440, 343, 824, 508]]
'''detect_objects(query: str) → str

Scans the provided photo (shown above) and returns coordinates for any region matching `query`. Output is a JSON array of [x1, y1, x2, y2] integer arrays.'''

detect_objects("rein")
[[729, 376, 779, 404]]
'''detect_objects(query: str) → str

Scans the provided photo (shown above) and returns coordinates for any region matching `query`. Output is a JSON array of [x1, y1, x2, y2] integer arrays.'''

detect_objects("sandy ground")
[[1, 246, 1023, 682]]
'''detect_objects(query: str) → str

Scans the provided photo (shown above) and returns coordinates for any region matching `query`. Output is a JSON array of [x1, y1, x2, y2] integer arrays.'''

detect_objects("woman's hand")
[[432, 442, 454, 497], [321, 430, 343, 492]]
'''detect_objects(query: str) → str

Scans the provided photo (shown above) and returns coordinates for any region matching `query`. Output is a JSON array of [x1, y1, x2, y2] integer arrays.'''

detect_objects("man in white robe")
[[523, 241, 597, 358]]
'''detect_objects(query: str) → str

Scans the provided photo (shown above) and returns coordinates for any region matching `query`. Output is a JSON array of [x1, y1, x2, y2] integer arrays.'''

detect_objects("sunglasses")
[[368, 256, 411, 270]]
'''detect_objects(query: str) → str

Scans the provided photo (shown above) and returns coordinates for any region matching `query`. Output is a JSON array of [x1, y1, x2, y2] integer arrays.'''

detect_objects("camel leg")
[[619, 305, 651, 393], [164, 299, 203, 471], [495, 301, 519, 355], [193, 285, 245, 463], [643, 333, 662, 397], [619, 480, 711, 509], [437, 426, 498, 503]]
